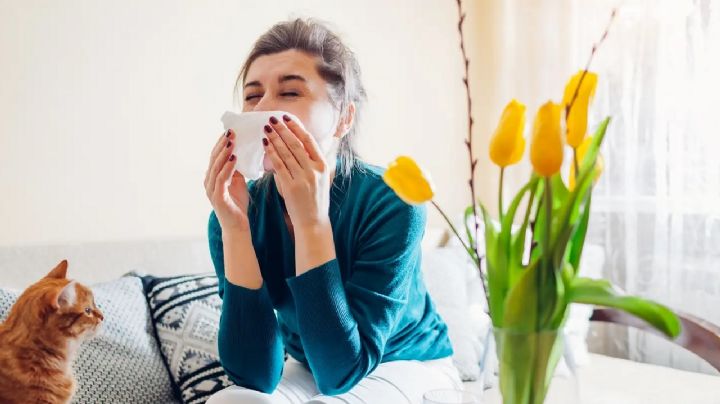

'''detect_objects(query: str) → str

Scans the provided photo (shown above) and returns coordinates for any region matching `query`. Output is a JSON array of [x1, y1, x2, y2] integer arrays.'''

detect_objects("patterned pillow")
[[140, 274, 234, 404], [0, 277, 177, 404]]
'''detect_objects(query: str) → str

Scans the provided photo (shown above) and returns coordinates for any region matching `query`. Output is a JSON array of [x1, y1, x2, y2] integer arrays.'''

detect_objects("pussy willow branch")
[[567, 8, 617, 174], [456, 0, 490, 311]]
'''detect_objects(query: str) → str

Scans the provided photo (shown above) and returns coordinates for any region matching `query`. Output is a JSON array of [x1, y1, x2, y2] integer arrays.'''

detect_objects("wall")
[[0, 0, 483, 247]]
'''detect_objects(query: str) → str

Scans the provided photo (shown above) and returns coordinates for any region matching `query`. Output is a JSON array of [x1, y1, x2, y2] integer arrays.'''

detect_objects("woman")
[[204, 18, 462, 404]]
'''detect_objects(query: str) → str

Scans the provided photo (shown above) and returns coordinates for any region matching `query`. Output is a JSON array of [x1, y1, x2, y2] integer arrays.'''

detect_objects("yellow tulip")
[[568, 136, 604, 190], [530, 101, 564, 177], [383, 156, 435, 204], [489, 99, 526, 167], [562, 70, 598, 148]]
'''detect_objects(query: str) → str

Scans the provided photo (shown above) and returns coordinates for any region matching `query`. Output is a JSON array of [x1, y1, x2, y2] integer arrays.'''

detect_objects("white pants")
[[206, 356, 463, 404]]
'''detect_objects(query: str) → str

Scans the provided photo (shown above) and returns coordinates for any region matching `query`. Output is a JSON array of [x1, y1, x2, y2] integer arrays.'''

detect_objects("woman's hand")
[[263, 115, 332, 231], [204, 129, 251, 233]]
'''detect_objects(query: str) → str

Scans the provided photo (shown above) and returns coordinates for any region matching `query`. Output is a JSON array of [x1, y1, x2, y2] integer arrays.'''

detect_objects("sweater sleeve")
[[285, 195, 426, 395], [208, 211, 285, 393]]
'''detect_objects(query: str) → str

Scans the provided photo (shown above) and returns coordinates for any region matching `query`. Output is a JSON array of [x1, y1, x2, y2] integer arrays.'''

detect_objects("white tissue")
[[220, 110, 302, 180]]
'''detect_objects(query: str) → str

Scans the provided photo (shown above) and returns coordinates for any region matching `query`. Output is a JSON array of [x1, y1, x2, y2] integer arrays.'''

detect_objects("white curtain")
[[472, 0, 720, 374], [571, 0, 720, 374]]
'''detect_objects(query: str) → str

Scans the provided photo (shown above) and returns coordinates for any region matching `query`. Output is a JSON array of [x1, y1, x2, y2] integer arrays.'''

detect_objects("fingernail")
[[226, 141, 232, 148], [264, 124, 272, 133], [262, 138, 269, 146], [225, 129, 231, 137], [269, 116, 278, 124], [282, 114, 291, 122], [229, 154, 236, 161]]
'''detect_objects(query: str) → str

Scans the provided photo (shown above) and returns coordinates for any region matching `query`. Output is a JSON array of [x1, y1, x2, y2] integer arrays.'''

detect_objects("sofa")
[[1, 230, 719, 404]]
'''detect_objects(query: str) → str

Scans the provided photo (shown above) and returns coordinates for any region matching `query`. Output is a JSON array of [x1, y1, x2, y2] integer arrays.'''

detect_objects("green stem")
[[545, 177, 552, 252], [430, 200, 491, 312], [521, 186, 537, 266], [544, 177, 552, 252], [499, 167, 505, 221], [541, 177, 553, 331], [430, 200, 474, 264], [573, 147, 580, 179], [523, 190, 537, 231], [529, 183, 544, 259]]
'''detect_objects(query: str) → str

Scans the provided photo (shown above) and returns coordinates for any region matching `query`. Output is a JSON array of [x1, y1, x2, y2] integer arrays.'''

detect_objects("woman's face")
[[242, 49, 344, 172]]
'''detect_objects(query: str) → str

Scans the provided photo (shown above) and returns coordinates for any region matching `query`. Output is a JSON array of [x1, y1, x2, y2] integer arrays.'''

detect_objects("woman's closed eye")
[[245, 92, 300, 101]]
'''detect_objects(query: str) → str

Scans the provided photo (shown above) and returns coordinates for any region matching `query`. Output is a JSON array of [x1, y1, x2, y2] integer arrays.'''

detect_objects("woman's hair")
[[235, 18, 367, 197]]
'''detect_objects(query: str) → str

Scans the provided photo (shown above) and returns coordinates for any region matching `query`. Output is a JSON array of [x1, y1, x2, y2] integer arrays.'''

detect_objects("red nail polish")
[[264, 124, 272, 133], [226, 141, 232, 148], [282, 114, 291, 122], [225, 129, 231, 137], [269, 116, 278, 124], [262, 138, 269, 146], [229, 154, 235, 161]]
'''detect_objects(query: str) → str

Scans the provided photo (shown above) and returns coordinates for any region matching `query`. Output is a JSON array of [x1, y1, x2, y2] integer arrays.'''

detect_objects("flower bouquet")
[[382, 4, 681, 404]]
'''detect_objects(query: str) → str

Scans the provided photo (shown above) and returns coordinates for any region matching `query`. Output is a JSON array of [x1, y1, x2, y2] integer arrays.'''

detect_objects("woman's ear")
[[333, 102, 356, 139]]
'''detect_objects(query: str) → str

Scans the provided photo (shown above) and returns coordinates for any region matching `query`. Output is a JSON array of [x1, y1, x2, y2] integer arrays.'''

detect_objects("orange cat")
[[0, 260, 104, 404]]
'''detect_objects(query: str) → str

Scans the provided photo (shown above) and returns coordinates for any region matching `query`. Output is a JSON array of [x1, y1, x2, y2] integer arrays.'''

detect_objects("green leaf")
[[503, 260, 540, 332], [578, 117, 611, 173], [503, 257, 561, 332], [540, 333, 564, 400], [479, 203, 505, 326], [454, 205, 480, 265], [567, 194, 592, 275], [501, 177, 540, 240], [550, 157, 595, 269], [529, 179, 546, 264], [550, 263, 575, 329], [569, 277, 682, 338], [495, 329, 562, 404], [550, 174, 569, 208], [509, 182, 537, 286], [548, 266, 567, 328], [501, 177, 539, 288], [549, 117, 610, 265], [463, 205, 476, 251]]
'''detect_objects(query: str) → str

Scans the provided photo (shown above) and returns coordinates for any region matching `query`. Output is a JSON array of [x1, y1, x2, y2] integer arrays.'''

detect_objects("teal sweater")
[[207, 159, 453, 395]]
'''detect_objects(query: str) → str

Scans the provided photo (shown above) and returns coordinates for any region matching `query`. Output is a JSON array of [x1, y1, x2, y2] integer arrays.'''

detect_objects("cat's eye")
[[84, 307, 92, 315]]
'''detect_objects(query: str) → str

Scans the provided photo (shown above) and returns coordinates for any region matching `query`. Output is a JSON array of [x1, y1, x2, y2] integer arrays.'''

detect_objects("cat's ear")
[[51, 281, 78, 310], [45, 260, 68, 279]]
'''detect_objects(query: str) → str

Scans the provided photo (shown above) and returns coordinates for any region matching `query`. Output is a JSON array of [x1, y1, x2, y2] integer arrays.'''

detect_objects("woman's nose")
[[253, 95, 277, 112]]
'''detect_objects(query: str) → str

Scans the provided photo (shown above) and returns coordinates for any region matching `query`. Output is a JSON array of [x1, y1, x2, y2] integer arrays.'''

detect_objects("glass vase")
[[480, 327, 579, 404]]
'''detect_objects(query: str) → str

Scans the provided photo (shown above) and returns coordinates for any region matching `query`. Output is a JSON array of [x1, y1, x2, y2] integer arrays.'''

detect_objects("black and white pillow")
[[0, 277, 177, 404], [140, 274, 234, 404]]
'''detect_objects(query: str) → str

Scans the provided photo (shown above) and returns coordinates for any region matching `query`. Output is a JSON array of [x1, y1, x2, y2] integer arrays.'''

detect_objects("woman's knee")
[[206, 386, 278, 404]]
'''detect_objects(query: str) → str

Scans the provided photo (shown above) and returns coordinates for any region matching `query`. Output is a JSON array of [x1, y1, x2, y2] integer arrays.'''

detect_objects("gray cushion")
[[0, 277, 178, 404], [140, 274, 233, 404]]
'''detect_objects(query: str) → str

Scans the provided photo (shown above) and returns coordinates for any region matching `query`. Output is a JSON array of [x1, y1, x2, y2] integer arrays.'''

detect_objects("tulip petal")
[[489, 100, 526, 167], [530, 101, 564, 177], [383, 156, 435, 204], [563, 71, 598, 148]]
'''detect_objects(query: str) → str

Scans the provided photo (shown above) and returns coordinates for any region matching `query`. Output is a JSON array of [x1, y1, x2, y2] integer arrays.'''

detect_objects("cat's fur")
[[0, 260, 104, 404]]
